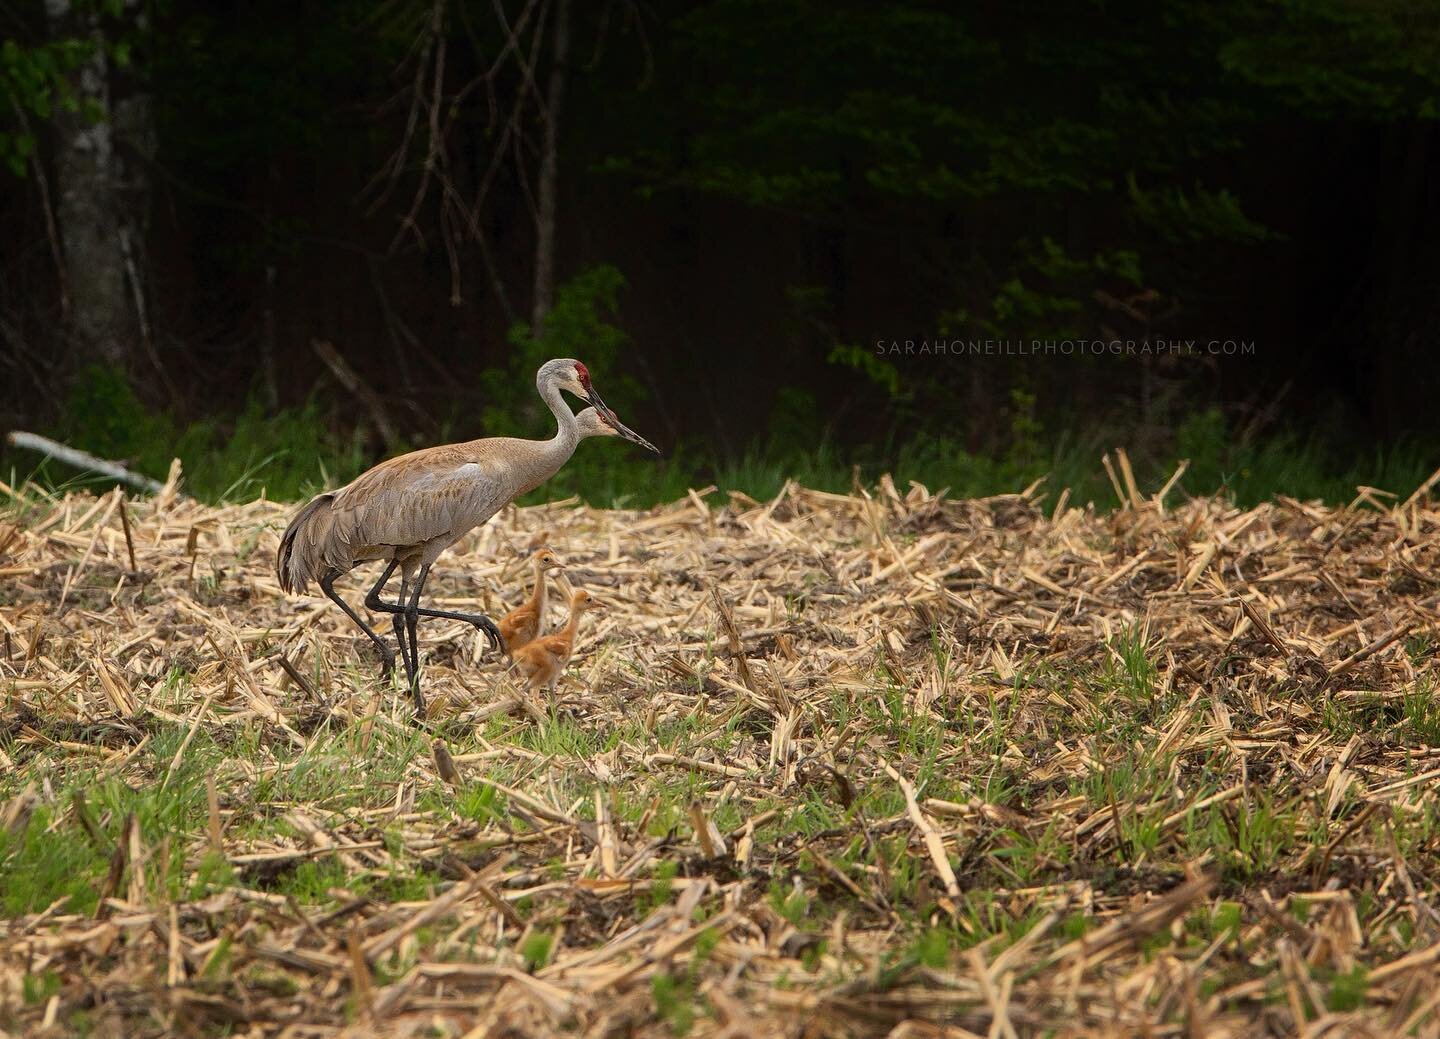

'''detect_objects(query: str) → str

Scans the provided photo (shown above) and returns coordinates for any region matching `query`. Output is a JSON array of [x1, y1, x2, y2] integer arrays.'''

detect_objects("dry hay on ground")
[[3, 469, 1440, 1037]]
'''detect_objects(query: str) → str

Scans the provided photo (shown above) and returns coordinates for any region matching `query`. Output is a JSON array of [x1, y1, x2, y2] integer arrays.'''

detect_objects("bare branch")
[[386, 0, 450, 252], [488, 0, 547, 112], [5, 430, 171, 496], [359, 0, 565, 320], [311, 339, 403, 454]]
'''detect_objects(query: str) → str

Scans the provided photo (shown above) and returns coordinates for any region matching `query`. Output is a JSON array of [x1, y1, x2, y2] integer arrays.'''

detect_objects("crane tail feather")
[[276, 492, 338, 595]]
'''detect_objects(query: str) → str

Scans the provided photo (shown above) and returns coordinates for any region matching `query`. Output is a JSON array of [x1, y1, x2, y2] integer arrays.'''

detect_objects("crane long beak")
[[585, 386, 660, 454], [611, 417, 660, 454]]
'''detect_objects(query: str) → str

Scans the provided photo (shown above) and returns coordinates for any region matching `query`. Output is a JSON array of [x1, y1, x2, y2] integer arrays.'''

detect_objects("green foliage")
[[1128, 177, 1274, 246], [456, 784, 501, 826], [1210, 901, 1243, 941], [21, 970, 61, 1005], [28, 364, 368, 502], [969, 238, 1146, 342], [521, 930, 555, 970], [1005, 388, 1044, 469], [768, 878, 810, 925], [11, 364, 1437, 513], [643, 859, 680, 915], [280, 858, 352, 905], [1402, 681, 1440, 745], [0, 731, 229, 916], [1177, 408, 1231, 490], [826, 344, 904, 399], [910, 927, 952, 969], [651, 971, 697, 1035], [0, 799, 110, 916], [1327, 965, 1369, 1012], [1107, 624, 1158, 705], [1187, 792, 1297, 880], [471, 266, 672, 506], [613, 0, 1432, 351], [481, 266, 641, 438], [1175, 407, 1437, 507], [766, 387, 827, 449], [6, 0, 1440, 524], [0, 36, 90, 176], [590, 0, 1440, 460], [1217, 0, 1440, 117], [52, 363, 170, 472], [6, 0, 1439, 519]]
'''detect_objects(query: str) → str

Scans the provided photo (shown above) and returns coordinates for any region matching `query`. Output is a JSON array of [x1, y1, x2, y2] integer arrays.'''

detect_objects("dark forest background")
[[2, 0, 1439, 505]]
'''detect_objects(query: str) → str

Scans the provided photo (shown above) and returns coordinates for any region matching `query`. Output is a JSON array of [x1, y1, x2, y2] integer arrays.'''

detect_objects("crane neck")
[[540, 377, 580, 453], [489, 371, 580, 497]]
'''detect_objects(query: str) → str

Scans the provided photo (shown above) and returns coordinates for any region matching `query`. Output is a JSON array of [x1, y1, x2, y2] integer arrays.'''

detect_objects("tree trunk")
[[530, 0, 571, 337], [259, 263, 280, 409], [45, 0, 149, 371]]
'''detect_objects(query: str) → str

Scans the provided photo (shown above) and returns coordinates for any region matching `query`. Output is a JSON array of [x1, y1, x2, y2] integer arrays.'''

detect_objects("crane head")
[[547, 358, 615, 427], [541, 358, 593, 402], [535, 549, 566, 573], [542, 354, 660, 454]]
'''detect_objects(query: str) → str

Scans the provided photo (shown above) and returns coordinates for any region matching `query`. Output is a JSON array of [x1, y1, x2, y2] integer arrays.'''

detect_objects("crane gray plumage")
[[276, 359, 656, 715], [278, 407, 626, 594]]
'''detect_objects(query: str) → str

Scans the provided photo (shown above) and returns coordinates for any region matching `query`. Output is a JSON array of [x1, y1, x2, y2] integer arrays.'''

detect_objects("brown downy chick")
[[512, 589, 603, 693], [498, 549, 565, 654]]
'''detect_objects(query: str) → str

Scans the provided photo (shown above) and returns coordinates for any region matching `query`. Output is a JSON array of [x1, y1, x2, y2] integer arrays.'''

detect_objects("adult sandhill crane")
[[276, 359, 656, 714], [497, 548, 565, 655]]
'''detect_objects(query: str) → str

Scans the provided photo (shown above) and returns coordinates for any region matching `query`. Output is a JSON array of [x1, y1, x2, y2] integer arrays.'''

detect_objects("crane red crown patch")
[[574, 361, 590, 385]]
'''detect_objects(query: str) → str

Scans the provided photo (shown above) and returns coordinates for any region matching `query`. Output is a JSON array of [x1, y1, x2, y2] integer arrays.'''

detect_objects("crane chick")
[[512, 589, 604, 696], [497, 548, 566, 655]]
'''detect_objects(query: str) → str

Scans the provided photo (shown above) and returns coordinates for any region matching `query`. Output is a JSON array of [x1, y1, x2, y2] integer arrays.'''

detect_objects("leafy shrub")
[[11, 362, 1436, 512], [480, 265, 643, 437], [29, 364, 367, 502]]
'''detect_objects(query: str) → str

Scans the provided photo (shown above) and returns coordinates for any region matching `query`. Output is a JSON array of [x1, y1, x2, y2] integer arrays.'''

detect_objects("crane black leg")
[[404, 604, 503, 650], [404, 565, 429, 715], [363, 559, 402, 616], [364, 561, 504, 718], [362, 561, 425, 714], [362, 561, 410, 672], [390, 571, 414, 693], [319, 570, 395, 676], [365, 569, 503, 652]]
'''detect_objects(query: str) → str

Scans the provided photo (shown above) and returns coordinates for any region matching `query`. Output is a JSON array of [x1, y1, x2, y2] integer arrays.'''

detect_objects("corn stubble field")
[[4, 466, 1440, 1038]]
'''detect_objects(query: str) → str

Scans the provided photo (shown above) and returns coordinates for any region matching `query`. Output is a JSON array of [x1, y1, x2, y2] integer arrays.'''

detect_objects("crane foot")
[[473, 615, 503, 652], [382, 602, 504, 654]]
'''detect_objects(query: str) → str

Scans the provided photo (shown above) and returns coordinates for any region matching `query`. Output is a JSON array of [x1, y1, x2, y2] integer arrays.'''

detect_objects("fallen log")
[[5, 430, 169, 496]]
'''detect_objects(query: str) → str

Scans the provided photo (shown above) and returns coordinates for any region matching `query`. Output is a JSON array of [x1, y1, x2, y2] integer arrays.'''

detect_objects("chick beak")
[[584, 385, 660, 454], [611, 417, 659, 454]]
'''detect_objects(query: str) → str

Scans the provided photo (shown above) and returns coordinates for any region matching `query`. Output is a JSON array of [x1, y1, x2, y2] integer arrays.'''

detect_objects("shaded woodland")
[[2, 0, 1439, 499]]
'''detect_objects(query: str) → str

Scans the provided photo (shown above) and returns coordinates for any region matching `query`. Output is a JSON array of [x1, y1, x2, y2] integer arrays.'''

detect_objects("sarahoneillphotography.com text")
[[876, 338, 1257, 357]]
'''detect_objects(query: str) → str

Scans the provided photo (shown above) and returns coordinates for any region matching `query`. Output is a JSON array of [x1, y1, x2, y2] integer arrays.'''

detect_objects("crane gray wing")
[[328, 451, 515, 554]]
